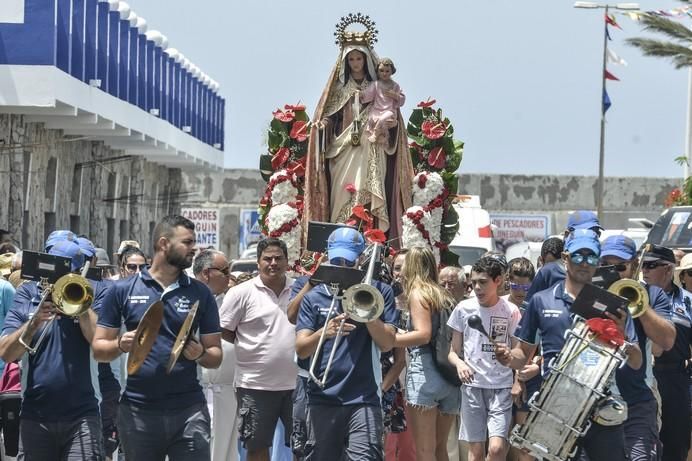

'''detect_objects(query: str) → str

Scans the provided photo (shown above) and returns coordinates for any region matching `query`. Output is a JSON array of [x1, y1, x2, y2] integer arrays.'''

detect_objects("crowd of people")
[[0, 209, 689, 461]]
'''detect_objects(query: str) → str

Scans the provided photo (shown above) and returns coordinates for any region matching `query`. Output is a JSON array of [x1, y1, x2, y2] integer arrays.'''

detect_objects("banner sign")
[[239, 209, 262, 253], [490, 214, 551, 251], [181, 208, 219, 248]]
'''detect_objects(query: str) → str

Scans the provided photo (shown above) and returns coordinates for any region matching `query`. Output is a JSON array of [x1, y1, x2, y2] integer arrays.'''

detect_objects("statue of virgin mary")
[[303, 14, 413, 246]]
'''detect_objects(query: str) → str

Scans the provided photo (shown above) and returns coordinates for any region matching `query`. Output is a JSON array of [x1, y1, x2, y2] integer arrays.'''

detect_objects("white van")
[[449, 195, 496, 266]]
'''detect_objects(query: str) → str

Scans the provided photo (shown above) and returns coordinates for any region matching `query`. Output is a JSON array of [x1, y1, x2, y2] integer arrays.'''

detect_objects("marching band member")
[[93, 215, 222, 460], [600, 237, 675, 461], [0, 239, 104, 460], [296, 228, 398, 460], [497, 229, 642, 460]]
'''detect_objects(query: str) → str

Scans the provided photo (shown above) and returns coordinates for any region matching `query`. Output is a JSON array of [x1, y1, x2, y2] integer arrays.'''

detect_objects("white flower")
[[266, 204, 299, 233], [412, 172, 445, 207], [269, 170, 299, 205]]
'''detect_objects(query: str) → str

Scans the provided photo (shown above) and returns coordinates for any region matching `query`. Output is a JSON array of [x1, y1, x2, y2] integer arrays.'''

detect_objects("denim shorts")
[[405, 349, 460, 415]]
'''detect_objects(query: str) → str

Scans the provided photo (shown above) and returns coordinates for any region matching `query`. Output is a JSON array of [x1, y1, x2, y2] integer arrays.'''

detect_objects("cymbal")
[[165, 300, 200, 374], [127, 300, 164, 375]]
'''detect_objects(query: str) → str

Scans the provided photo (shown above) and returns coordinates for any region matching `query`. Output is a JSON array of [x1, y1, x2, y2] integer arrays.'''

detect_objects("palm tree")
[[626, 3, 692, 69]]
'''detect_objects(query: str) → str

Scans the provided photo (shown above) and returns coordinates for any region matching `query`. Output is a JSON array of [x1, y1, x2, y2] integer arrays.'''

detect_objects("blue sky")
[[133, 1, 687, 178]]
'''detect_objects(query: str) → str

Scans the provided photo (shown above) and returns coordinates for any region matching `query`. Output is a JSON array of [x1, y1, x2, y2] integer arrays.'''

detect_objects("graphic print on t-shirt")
[[489, 316, 509, 343]]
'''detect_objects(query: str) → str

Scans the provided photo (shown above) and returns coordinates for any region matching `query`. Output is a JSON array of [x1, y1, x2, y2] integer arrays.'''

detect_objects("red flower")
[[346, 184, 357, 194], [287, 157, 306, 177], [586, 318, 625, 346], [421, 120, 447, 140], [417, 174, 428, 189], [431, 197, 444, 208], [290, 121, 308, 142], [285, 103, 306, 112], [364, 229, 387, 244], [417, 98, 436, 108], [272, 109, 295, 123], [427, 146, 447, 169], [345, 219, 358, 227], [271, 147, 291, 170], [352, 205, 373, 224]]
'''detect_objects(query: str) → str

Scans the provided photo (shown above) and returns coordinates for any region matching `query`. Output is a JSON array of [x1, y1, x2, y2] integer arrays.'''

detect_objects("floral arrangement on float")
[[403, 99, 463, 265], [258, 104, 310, 268]]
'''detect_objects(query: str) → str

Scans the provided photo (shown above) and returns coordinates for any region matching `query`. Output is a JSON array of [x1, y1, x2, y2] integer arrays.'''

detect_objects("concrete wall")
[[179, 169, 681, 260], [0, 114, 183, 258], [459, 174, 678, 232]]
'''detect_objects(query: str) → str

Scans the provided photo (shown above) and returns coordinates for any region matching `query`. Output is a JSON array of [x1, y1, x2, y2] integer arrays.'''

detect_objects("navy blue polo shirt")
[[516, 281, 637, 378], [526, 261, 565, 302], [290, 276, 311, 373], [97, 267, 220, 410], [2, 280, 100, 421], [90, 278, 121, 393], [615, 284, 672, 405], [296, 280, 399, 407], [656, 284, 692, 368]]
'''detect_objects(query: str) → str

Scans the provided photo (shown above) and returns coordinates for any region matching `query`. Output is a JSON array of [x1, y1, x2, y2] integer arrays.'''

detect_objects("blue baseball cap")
[[45, 230, 76, 251], [601, 236, 637, 261], [76, 236, 96, 258], [327, 228, 365, 264], [565, 229, 601, 256], [567, 210, 603, 231], [48, 240, 85, 272]]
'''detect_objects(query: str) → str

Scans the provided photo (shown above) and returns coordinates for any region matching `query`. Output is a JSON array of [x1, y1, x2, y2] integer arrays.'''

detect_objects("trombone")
[[309, 243, 385, 387], [607, 243, 651, 318], [19, 266, 94, 354]]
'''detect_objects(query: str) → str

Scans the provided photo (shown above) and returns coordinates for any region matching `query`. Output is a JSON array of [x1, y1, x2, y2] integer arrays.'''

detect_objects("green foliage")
[[259, 154, 274, 182]]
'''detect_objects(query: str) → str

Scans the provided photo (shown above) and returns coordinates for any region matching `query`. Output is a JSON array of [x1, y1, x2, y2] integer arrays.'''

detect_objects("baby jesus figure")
[[361, 57, 406, 145]]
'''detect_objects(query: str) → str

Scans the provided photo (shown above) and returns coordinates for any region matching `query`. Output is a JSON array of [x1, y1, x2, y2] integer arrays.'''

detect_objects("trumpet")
[[19, 272, 93, 354], [607, 243, 650, 318], [309, 243, 385, 387]]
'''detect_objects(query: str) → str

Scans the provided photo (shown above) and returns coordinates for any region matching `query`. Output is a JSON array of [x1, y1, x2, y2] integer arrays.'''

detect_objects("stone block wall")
[[179, 170, 680, 260], [0, 113, 182, 258]]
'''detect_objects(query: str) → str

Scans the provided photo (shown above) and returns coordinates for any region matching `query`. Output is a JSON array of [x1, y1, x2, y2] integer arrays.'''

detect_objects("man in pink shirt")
[[220, 238, 298, 461]]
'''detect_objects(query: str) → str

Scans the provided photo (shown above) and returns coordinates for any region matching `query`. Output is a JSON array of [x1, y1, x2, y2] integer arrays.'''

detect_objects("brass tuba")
[[607, 243, 650, 318]]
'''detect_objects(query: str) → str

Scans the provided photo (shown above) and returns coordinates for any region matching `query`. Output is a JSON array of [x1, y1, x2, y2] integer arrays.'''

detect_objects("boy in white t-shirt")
[[448, 255, 521, 461]]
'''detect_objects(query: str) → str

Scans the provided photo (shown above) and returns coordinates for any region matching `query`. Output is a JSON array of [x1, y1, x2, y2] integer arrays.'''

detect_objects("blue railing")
[[0, 0, 225, 150]]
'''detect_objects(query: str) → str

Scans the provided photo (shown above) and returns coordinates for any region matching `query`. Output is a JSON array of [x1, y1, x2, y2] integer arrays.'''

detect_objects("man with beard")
[[92, 215, 222, 460], [219, 238, 297, 461]]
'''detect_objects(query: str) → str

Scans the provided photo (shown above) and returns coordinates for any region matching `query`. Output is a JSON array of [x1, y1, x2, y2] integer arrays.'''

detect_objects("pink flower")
[[345, 184, 356, 194]]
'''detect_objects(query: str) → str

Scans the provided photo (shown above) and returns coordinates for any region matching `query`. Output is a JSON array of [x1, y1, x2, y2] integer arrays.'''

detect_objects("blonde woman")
[[394, 246, 459, 461]]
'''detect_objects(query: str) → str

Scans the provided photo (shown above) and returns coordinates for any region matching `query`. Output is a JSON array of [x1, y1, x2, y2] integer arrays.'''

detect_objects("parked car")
[[645, 206, 692, 252], [230, 258, 258, 274]]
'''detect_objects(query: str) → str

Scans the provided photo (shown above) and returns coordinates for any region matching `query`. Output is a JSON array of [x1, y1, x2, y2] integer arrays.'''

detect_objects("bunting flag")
[[603, 89, 612, 113], [606, 27, 612, 41], [604, 70, 620, 81], [607, 48, 628, 66], [606, 14, 623, 30]]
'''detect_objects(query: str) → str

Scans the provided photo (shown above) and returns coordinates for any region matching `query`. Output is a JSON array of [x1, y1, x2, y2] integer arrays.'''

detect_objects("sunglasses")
[[642, 261, 668, 270], [125, 263, 147, 272], [601, 263, 629, 272], [209, 266, 230, 276], [509, 282, 530, 292], [569, 253, 599, 267]]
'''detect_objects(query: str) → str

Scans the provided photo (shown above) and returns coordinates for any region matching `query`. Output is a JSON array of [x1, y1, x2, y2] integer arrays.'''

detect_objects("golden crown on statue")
[[334, 13, 378, 48]]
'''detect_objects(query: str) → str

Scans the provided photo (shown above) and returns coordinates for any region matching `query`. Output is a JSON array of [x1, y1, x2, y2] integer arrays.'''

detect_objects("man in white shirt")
[[220, 238, 298, 461], [194, 249, 238, 461]]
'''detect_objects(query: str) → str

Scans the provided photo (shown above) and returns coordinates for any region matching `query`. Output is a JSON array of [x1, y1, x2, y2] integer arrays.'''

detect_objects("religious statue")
[[303, 13, 414, 246]]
